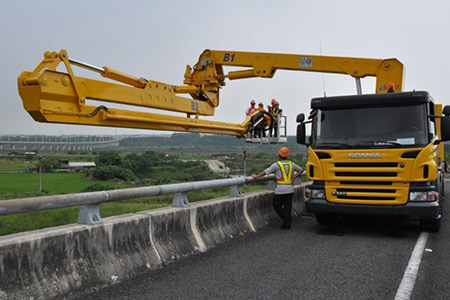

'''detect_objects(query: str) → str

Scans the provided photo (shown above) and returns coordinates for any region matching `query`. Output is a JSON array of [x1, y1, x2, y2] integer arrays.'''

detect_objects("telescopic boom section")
[[184, 49, 404, 94], [17, 49, 404, 139], [17, 50, 247, 137]]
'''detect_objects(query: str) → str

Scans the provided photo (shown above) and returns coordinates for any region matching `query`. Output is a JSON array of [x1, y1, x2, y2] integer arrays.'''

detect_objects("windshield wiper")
[[316, 142, 349, 148]]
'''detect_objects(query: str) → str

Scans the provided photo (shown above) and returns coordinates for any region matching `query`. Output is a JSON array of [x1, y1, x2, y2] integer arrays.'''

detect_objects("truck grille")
[[333, 162, 400, 179], [326, 161, 408, 204], [334, 188, 396, 201], [335, 172, 397, 177], [335, 163, 397, 167]]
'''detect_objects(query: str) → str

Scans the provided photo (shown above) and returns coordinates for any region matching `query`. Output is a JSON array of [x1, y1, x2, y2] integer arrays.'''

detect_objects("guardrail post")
[[78, 204, 102, 225], [172, 192, 190, 207], [229, 184, 243, 197]]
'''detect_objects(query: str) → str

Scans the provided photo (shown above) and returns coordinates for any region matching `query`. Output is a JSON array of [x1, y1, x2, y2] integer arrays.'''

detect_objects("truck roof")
[[311, 91, 431, 110]]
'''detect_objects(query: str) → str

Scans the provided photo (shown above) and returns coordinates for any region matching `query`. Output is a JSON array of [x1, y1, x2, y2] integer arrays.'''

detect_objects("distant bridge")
[[0, 135, 122, 153]]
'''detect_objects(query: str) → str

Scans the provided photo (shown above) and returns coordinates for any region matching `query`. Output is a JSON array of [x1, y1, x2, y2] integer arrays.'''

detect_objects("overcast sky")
[[1, 0, 450, 136]]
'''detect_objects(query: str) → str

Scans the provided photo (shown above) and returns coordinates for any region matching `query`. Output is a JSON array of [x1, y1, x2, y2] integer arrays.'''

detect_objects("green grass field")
[[0, 172, 143, 236], [0, 159, 35, 171], [0, 173, 130, 196]]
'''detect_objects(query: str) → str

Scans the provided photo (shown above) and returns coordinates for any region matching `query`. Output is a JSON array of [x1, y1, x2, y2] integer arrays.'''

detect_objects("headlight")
[[305, 187, 326, 200], [312, 189, 326, 199], [409, 191, 438, 202]]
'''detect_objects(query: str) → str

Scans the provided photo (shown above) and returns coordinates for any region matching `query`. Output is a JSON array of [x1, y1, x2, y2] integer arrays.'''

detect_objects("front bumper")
[[305, 199, 440, 220]]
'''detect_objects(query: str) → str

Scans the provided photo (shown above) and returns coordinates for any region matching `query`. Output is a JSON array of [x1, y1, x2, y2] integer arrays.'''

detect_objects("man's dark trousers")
[[273, 193, 293, 229]]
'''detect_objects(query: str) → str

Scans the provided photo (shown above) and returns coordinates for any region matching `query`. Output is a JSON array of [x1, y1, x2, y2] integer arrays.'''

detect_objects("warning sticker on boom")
[[300, 57, 313, 68]]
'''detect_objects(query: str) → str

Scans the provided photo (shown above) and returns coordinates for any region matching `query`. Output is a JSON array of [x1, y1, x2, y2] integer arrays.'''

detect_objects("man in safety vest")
[[270, 98, 283, 137], [251, 147, 305, 229]]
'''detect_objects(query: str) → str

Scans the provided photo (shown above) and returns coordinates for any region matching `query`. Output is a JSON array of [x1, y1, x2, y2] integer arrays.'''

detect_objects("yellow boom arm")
[[17, 49, 404, 137]]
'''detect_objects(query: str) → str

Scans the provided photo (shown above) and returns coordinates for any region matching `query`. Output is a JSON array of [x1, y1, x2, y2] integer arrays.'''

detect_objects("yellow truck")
[[297, 90, 450, 232], [18, 49, 449, 231]]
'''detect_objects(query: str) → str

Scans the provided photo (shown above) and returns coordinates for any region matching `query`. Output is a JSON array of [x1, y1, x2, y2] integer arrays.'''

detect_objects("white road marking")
[[394, 231, 429, 300]]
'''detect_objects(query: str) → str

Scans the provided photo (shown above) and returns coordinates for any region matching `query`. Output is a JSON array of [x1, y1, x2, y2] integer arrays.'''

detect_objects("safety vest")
[[276, 161, 293, 185], [246, 107, 257, 115], [272, 107, 282, 121], [272, 107, 282, 115]]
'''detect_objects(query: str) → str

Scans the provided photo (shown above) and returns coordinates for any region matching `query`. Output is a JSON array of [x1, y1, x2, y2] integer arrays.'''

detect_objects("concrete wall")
[[0, 183, 308, 299]]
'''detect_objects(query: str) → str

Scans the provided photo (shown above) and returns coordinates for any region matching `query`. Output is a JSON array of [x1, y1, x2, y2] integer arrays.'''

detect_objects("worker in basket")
[[270, 98, 282, 137], [245, 100, 257, 116], [252, 102, 272, 138]]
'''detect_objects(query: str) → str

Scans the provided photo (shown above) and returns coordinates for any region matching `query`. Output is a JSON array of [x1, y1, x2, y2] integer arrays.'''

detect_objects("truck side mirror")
[[443, 105, 450, 116], [297, 123, 306, 144], [296, 113, 305, 123], [441, 116, 450, 141]]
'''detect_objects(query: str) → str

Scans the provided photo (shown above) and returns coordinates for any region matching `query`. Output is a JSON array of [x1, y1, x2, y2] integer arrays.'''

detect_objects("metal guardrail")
[[0, 175, 278, 225]]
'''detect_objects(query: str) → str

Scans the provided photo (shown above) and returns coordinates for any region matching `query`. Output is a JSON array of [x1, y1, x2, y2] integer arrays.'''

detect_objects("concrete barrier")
[[0, 183, 308, 299]]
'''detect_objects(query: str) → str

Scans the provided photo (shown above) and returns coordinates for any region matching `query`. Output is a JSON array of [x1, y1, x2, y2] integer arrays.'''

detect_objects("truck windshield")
[[311, 104, 429, 148]]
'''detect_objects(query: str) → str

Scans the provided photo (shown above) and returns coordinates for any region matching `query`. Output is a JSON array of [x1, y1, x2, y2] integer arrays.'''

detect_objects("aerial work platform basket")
[[246, 115, 287, 144]]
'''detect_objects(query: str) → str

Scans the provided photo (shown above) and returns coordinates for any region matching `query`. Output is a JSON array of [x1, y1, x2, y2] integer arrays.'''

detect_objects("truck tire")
[[420, 217, 441, 232], [315, 214, 337, 225]]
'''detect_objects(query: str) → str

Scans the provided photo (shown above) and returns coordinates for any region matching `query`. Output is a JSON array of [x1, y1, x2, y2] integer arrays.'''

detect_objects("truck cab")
[[297, 91, 450, 232]]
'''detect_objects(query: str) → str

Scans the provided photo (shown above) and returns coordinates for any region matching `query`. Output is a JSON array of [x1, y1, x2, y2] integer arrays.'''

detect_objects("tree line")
[[89, 150, 221, 185], [119, 133, 304, 148]]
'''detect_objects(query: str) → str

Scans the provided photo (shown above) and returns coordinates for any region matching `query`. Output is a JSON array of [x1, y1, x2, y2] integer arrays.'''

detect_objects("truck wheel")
[[420, 217, 441, 232], [315, 214, 337, 225]]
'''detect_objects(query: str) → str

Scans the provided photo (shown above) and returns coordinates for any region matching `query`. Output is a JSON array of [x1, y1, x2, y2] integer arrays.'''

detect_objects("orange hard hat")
[[258, 102, 264, 107], [278, 147, 289, 158], [271, 98, 277, 104], [251, 100, 256, 105]]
